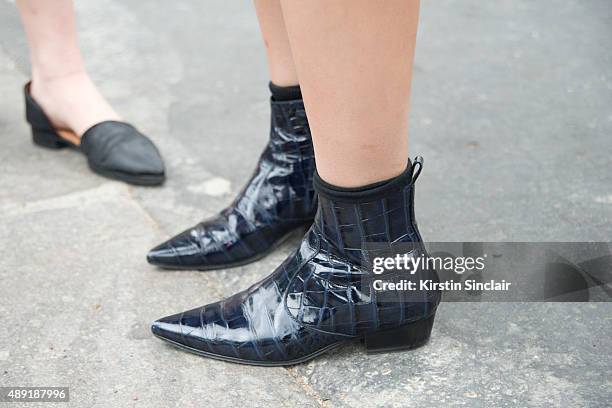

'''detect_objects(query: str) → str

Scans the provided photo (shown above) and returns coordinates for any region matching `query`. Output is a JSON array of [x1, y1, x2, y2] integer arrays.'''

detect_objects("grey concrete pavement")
[[0, 0, 611, 407]]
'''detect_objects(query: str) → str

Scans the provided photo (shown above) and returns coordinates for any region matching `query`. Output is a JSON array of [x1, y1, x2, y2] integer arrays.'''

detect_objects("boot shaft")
[[231, 98, 317, 223], [267, 98, 313, 161], [313, 162, 423, 265]]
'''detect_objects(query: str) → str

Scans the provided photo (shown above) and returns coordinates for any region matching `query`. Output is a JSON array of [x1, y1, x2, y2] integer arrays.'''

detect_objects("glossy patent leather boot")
[[24, 82, 165, 186], [147, 98, 316, 270], [152, 158, 441, 366]]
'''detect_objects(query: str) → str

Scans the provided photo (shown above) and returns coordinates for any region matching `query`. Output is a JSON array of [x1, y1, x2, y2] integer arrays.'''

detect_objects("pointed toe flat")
[[80, 121, 165, 185], [24, 82, 165, 186]]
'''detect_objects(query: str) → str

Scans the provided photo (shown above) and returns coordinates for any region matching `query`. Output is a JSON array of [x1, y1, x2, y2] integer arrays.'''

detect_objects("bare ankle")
[[31, 69, 89, 92]]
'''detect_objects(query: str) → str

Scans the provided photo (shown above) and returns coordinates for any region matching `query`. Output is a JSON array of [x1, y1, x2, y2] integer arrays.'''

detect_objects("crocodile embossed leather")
[[147, 98, 316, 270], [151, 158, 441, 366]]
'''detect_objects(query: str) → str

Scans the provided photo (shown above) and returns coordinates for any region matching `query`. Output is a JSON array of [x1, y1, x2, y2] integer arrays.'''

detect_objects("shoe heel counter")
[[24, 82, 54, 130]]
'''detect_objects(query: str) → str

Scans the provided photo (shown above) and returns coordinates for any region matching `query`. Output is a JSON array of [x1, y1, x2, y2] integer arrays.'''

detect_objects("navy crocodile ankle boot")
[[151, 158, 441, 366], [147, 97, 316, 270]]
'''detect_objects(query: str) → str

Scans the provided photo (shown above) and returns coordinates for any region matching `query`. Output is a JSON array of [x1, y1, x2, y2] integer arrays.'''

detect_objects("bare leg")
[[280, 0, 420, 187], [16, 0, 119, 139], [254, 0, 298, 87]]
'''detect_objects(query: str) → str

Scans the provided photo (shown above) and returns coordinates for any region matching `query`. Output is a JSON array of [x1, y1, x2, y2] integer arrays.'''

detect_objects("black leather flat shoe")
[[24, 82, 165, 186], [152, 158, 441, 366], [147, 97, 316, 270]]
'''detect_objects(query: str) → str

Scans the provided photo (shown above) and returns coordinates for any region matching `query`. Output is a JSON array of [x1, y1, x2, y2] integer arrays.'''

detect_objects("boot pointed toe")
[[147, 226, 216, 269], [146, 241, 180, 267], [151, 312, 185, 345]]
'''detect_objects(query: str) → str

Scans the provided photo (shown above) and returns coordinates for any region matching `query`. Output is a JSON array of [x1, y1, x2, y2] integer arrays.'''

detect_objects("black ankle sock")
[[269, 82, 302, 101], [313, 160, 414, 202]]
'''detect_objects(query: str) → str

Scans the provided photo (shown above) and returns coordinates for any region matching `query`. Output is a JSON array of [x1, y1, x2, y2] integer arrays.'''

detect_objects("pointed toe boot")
[[152, 158, 441, 366], [147, 97, 316, 270], [24, 82, 165, 186]]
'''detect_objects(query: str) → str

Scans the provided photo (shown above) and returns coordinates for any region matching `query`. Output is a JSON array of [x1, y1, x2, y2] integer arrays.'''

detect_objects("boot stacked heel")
[[364, 313, 436, 353], [31, 128, 69, 149]]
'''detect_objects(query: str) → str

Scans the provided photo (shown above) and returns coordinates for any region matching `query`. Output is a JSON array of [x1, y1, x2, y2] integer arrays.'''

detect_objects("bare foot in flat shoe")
[[30, 71, 121, 141]]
